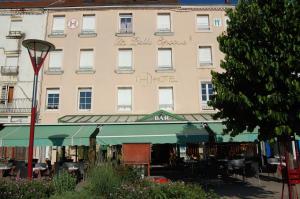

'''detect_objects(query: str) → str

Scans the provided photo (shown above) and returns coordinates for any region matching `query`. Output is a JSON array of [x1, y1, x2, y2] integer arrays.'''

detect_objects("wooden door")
[[7, 86, 14, 103]]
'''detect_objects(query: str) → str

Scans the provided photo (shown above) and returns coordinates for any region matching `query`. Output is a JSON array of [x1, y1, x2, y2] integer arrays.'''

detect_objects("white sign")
[[67, 19, 79, 29], [154, 115, 169, 121]]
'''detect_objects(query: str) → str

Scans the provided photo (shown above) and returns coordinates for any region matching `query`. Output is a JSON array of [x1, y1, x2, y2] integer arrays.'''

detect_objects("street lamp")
[[22, 39, 55, 180]]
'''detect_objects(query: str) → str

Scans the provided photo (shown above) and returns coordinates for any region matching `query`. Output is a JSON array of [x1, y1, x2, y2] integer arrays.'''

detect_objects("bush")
[[0, 178, 54, 199], [51, 171, 77, 194]]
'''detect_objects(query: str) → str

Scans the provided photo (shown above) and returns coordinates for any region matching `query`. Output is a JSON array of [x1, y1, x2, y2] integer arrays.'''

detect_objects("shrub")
[[51, 171, 77, 194]]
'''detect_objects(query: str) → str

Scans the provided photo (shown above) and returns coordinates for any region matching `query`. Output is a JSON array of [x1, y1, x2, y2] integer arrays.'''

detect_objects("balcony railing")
[[6, 31, 24, 39], [1, 66, 19, 75], [0, 98, 32, 113]]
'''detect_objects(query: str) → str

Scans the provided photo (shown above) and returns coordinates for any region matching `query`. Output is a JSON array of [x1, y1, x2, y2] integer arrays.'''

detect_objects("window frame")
[[117, 87, 133, 111], [198, 46, 213, 67], [158, 87, 174, 111], [78, 87, 92, 111], [118, 48, 133, 71], [157, 48, 173, 69], [196, 15, 210, 31], [119, 13, 133, 34], [46, 88, 60, 110], [48, 49, 63, 71], [200, 82, 214, 110], [52, 15, 65, 34], [157, 13, 171, 32], [81, 14, 96, 33], [79, 49, 94, 70]]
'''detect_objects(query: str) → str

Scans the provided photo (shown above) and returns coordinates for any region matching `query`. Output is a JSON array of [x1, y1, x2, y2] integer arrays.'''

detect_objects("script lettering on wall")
[[136, 72, 178, 86], [115, 37, 187, 46]]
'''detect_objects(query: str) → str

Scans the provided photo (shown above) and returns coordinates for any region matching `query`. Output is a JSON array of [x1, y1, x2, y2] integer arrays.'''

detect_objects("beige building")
[[40, 5, 231, 124]]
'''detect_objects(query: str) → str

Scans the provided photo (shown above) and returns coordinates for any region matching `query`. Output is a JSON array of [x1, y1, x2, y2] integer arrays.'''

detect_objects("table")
[[0, 165, 12, 178], [33, 167, 47, 178]]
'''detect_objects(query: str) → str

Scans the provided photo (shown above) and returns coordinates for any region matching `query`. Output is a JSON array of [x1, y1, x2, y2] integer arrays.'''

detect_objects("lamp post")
[[22, 39, 55, 180]]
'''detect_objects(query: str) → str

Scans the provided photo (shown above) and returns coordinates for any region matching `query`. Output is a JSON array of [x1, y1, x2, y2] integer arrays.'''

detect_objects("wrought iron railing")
[[0, 98, 32, 113]]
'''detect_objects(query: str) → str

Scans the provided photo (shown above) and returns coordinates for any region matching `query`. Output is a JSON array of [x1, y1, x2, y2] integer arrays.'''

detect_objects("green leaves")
[[211, 0, 300, 140]]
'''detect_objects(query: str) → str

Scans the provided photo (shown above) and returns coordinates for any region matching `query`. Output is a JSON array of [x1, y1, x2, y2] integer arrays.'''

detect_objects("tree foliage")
[[210, 0, 300, 140]]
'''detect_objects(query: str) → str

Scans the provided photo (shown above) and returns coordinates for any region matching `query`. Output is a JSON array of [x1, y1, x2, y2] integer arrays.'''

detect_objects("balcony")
[[0, 98, 32, 113], [1, 66, 19, 76], [6, 31, 24, 39]]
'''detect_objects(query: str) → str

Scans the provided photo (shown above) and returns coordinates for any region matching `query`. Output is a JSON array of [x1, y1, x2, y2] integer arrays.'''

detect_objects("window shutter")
[[158, 49, 172, 68], [80, 50, 94, 69], [199, 47, 212, 65], [6, 57, 18, 66], [157, 14, 171, 31], [197, 15, 209, 30], [118, 88, 132, 106], [159, 88, 173, 109], [52, 16, 65, 32], [49, 50, 63, 69], [82, 15, 95, 32], [118, 49, 132, 68]]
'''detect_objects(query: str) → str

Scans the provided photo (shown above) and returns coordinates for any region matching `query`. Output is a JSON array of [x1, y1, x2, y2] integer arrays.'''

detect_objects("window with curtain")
[[78, 88, 92, 110], [157, 14, 171, 32], [198, 46, 212, 66], [196, 15, 210, 30], [82, 15, 96, 33], [200, 82, 213, 109], [158, 48, 172, 69], [52, 16, 65, 34], [79, 49, 94, 69], [46, 88, 60, 110], [119, 14, 132, 33], [49, 50, 63, 70], [117, 87, 132, 111], [118, 49, 132, 70], [159, 87, 174, 110]]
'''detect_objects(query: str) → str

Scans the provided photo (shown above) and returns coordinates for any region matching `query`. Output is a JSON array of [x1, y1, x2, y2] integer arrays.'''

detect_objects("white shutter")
[[82, 15, 95, 32], [80, 50, 93, 69], [158, 49, 172, 68], [157, 14, 171, 32], [197, 15, 209, 30], [52, 16, 65, 33], [199, 47, 212, 65], [118, 49, 132, 69], [6, 57, 18, 66], [10, 21, 22, 31], [159, 87, 173, 110], [118, 88, 132, 111], [49, 50, 63, 69]]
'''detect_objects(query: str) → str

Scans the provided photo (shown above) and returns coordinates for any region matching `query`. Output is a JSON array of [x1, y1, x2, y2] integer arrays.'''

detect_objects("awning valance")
[[207, 123, 258, 143], [0, 125, 98, 147], [97, 123, 209, 145]]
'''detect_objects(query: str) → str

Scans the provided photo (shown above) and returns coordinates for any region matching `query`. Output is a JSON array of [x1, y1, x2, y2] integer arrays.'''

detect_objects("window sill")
[[115, 32, 135, 37], [44, 69, 64, 75], [48, 33, 66, 38], [45, 109, 59, 112], [197, 64, 214, 69], [115, 69, 135, 74], [78, 32, 97, 38], [196, 30, 212, 33], [154, 31, 174, 36], [201, 104, 214, 111], [76, 69, 96, 74], [155, 68, 175, 73]]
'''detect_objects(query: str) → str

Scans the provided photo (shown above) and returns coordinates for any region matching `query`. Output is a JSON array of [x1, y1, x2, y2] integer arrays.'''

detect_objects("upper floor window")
[[10, 19, 22, 32], [117, 87, 132, 111], [46, 88, 60, 110], [52, 16, 65, 34], [158, 48, 172, 69], [159, 87, 174, 110], [157, 13, 171, 32], [82, 14, 96, 33], [49, 49, 63, 71], [79, 49, 94, 70], [78, 88, 92, 110], [118, 48, 132, 70], [197, 15, 210, 31], [200, 82, 213, 109], [198, 46, 212, 66], [119, 14, 133, 33]]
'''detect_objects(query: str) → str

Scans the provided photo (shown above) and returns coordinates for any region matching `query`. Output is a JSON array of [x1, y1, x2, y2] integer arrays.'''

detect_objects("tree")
[[211, 0, 300, 141]]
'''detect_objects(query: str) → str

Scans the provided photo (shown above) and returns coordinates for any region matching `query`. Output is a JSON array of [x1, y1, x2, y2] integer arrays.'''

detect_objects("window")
[[82, 15, 95, 33], [198, 47, 212, 66], [117, 87, 132, 111], [49, 50, 63, 70], [158, 48, 172, 69], [52, 16, 65, 34], [213, 18, 222, 27], [10, 20, 22, 31], [200, 82, 213, 109], [5, 56, 18, 67], [159, 87, 174, 110], [197, 15, 210, 31], [1, 85, 14, 104], [118, 49, 132, 70], [78, 88, 92, 110], [46, 89, 60, 110], [79, 49, 94, 70], [157, 14, 171, 32], [119, 14, 132, 33]]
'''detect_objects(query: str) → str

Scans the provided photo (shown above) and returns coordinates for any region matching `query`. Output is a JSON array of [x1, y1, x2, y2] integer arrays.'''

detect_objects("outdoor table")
[[33, 166, 47, 178], [0, 165, 12, 178]]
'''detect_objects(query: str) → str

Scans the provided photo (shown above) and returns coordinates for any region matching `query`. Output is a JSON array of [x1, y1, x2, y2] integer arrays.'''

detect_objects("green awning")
[[97, 123, 208, 145], [207, 122, 258, 143], [0, 125, 98, 147]]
